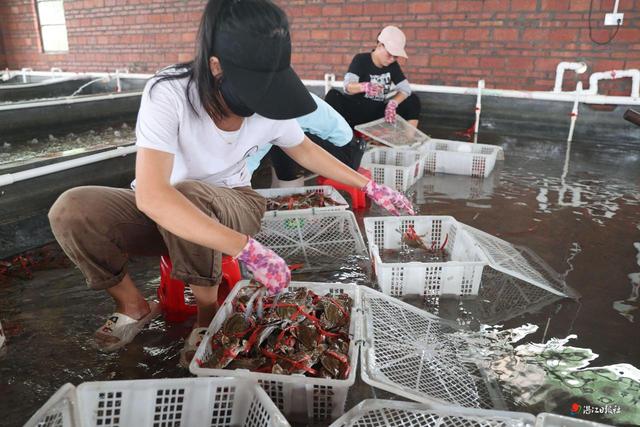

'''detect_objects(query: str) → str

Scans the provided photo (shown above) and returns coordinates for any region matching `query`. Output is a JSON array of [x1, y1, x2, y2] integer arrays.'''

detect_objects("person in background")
[[325, 25, 421, 128], [47, 0, 414, 364], [246, 92, 366, 187]]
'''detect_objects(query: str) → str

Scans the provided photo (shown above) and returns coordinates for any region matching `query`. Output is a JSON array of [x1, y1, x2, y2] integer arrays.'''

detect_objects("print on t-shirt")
[[366, 72, 391, 102]]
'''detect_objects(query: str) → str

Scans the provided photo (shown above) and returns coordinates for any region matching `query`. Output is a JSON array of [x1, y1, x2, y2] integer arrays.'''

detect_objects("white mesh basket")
[[355, 116, 430, 149], [24, 384, 79, 427], [364, 216, 487, 296], [461, 224, 575, 297], [190, 280, 360, 422], [256, 185, 349, 215], [76, 377, 289, 427], [253, 210, 367, 272], [364, 216, 574, 299], [536, 413, 613, 426], [330, 399, 537, 427], [419, 138, 502, 178], [359, 287, 506, 409], [360, 147, 426, 192]]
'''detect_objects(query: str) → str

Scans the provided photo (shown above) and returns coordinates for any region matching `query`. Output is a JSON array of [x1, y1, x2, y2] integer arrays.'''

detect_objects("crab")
[[266, 192, 340, 211], [318, 293, 352, 331], [319, 348, 350, 379]]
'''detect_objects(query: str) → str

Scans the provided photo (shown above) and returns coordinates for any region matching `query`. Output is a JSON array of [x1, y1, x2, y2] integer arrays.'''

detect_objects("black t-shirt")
[[346, 52, 407, 103]]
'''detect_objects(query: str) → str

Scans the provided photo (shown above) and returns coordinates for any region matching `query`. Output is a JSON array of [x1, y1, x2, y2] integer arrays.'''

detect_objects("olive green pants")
[[48, 181, 266, 290]]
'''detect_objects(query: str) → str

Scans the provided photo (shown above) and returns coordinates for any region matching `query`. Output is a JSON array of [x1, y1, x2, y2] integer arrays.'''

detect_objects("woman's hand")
[[384, 100, 398, 123], [363, 180, 415, 216], [361, 82, 383, 97], [235, 237, 290, 295]]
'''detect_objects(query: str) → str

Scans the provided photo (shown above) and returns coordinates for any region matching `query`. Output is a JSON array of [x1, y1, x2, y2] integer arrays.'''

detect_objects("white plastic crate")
[[364, 216, 486, 296], [364, 216, 574, 298], [360, 147, 426, 192], [536, 413, 613, 427], [190, 280, 360, 422], [330, 399, 536, 427], [419, 138, 502, 178], [253, 210, 368, 272], [24, 383, 79, 427], [359, 287, 506, 409], [354, 116, 430, 149], [76, 377, 289, 427], [461, 224, 576, 298], [256, 185, 348, 216]]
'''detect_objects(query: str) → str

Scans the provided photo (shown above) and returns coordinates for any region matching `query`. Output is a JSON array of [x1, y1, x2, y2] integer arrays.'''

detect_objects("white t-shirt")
[[135, 75, 304, 188]]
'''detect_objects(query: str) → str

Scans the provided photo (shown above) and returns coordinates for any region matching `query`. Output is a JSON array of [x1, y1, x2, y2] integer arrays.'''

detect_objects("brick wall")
[[0, 0, 639, 94]]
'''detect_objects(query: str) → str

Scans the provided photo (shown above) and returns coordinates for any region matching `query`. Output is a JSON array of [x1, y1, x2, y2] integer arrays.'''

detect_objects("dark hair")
[[151, 0, 289, 121]]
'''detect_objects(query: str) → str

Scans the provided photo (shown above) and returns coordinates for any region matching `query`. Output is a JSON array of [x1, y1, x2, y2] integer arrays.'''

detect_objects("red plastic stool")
[[317, 167, 371, 209], [158, 255, 242, 323]]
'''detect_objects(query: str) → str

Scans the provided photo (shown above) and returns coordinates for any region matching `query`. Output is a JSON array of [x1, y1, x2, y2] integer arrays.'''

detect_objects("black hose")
[[623, 109, 640, 127]]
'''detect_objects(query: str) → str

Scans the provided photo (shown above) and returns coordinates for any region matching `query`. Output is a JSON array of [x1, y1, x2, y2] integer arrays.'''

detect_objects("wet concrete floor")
[[1, 131, 639, 426]]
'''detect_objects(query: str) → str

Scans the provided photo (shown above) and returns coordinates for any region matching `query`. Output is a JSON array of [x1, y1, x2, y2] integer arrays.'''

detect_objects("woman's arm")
[[134, 147, 248, 256], [283, 137, 414, 215]]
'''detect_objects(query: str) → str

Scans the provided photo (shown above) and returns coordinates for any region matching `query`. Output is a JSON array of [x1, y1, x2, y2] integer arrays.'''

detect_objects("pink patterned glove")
[[361, 82, 382, 97], [385, 100, 398, 124], [235, 237, 290, 295], [363, 180, 415, 216]]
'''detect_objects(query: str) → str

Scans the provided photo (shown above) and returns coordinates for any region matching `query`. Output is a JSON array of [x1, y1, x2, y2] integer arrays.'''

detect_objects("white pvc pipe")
[[586, 69, 640, 99], [567, 82, 582, 143], [304, 79, 640, 105], [474, 79, 484, 137], [323, 73, 336, 95], [0, 90, 142, 111], [20, 68, 32, 83], [553, 62, 587, 92], [613, 0, 620, 13], [0, 145, 137, 187]]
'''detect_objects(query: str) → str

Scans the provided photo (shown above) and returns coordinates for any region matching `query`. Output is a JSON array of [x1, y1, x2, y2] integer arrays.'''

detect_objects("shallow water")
[[1, 133, 640, 426], [0, 123, 135, 168]]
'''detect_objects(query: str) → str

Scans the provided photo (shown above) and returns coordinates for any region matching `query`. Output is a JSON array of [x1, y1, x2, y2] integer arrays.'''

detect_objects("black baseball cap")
[[214, 29, 316, 120]]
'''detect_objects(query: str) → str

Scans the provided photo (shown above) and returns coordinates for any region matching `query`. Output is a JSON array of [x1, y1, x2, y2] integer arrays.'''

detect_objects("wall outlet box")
[[604, 13, 624, 26]]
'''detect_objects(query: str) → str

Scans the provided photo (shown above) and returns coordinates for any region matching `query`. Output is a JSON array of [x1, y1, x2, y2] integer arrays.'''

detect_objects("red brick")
[[416, 28, 440, 40], [310, 30, 330, 40], [303, 5, 321, 16], [430, 55, 454, 67], [441, 28, 464, 40], [541, 0, 571, 11], [433, 1, 457, 13], [549, 29, 577, 42], [457, 1, 484, 12], [535, 57, 562, 71], [506, 56, 535, 69], [408, 2, 432, 13], [494, 28, 519, 41], [480, 57, 505, 68], [569, 0, 590, 11], [344, 4, 363, 15], [322, 6, 341, 16], [464, 28, 490, 41], [482, 0, 509, 11], [511, 0, 537, 11], [523, 28, 550, 41]]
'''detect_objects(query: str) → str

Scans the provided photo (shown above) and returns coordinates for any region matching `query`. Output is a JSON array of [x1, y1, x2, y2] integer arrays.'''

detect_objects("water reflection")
[[454, 324, 640, 425], [613, 241, 640, 322], [2, 134, 640, 425]]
